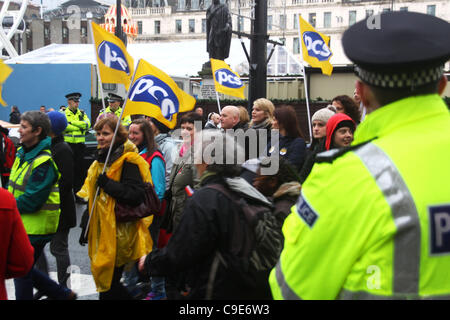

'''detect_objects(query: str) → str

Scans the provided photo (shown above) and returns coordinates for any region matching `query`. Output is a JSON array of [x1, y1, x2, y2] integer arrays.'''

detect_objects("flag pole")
[[83, 59, 140, 239], [89, 22, 107, 117], [215, 90, 222, 114], [297, 16, 313, 142]]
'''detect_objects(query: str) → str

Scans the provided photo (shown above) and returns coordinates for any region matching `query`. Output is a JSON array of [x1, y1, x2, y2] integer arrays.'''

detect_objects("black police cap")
[[108, 93, 123, 102], [342, 11, 450, 89], [65, 92, 82, 101]]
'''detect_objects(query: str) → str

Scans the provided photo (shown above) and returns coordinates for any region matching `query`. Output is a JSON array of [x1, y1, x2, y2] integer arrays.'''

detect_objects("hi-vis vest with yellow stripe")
[[8, 149, 61, 235]]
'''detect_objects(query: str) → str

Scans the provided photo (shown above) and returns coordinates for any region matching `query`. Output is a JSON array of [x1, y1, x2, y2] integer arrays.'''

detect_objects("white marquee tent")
[[5, 39, 304, 77]]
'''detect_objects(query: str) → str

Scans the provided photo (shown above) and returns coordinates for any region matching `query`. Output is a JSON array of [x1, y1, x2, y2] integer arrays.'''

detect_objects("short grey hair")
[[193, 129, 244, 177], [21, 111, 51, 140]]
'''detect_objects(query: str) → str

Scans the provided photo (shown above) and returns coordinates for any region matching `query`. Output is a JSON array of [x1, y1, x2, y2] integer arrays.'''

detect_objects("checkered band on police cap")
[[354, 65, 445, 89]]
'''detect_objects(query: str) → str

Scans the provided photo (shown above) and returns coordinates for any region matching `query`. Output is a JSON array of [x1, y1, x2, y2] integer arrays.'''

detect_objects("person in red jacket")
[[0, 188, 34, 300]]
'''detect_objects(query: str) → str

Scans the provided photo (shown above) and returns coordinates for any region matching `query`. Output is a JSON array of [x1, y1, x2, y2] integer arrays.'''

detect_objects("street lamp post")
[[115, 0, 127, 46], [248, 0, 268, 114]]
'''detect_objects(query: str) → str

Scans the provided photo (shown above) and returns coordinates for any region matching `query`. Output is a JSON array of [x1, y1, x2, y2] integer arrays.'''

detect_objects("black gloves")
[[97, 173, 110, 188]]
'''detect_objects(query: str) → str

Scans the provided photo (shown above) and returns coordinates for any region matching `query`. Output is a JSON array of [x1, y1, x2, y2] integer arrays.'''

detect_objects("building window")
[[203, 0, 211, 9], [154, 21, 160, 34], [44, 26, 50, 39], [176, 19, 182, 33], [400, 7, 408, 12], [189, 19, 195, 33], [268, 15, 273, 30], [293, 13, 298, 30], [62, 27, 68, 38], [102, 83, 117, 91], [279, 14, 286, 29], [81, 26, 87, 37], [349, 11, 356, 26], [309, 13, 316, 27], [293, 37, 300, 54], [138, 21, 143, 34], [202, 19, 206, 33], [324, 12, 331, 28], [382, 8, 391, 13], [366, 9, 374, 18], [427, 5, 436, 16], [178, 0, 186, 10], [191, 0, 199, 10]]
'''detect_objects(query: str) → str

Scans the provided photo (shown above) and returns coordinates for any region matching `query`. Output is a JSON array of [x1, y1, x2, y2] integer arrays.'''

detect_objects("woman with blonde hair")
[[249, 98, 275, 157], [77, 115, 153, 300]]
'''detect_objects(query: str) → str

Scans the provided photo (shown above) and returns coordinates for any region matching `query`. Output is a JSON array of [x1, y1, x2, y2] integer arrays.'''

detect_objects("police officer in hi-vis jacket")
[[96, 93, 131, 128], [270, 11, 450, 300], [63, 92, 90, 202]]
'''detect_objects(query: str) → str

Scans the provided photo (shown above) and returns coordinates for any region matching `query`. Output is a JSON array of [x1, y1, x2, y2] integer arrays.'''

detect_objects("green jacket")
[[270, 94, 450, 299]]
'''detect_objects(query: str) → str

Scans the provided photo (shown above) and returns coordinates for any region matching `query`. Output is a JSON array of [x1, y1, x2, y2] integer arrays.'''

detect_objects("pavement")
[[6, 202, 100, 300]]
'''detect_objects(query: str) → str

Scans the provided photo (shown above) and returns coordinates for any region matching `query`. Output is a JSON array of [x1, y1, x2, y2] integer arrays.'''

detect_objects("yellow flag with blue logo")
[[211, 58, 246, 99], [0, 60, 13, 106], [123, 59, 196, 129], [298, 16, 333, 76], [91, 21, 135, 88]]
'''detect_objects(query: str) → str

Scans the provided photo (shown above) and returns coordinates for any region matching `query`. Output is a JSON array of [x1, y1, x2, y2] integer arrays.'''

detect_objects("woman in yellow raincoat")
[[77, 115, 153, 300]]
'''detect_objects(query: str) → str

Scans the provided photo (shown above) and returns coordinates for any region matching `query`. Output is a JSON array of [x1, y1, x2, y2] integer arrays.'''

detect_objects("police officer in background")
[[97, 93, 131, 128], [63, 92, 91, 202], [270, 11, 450, 300]]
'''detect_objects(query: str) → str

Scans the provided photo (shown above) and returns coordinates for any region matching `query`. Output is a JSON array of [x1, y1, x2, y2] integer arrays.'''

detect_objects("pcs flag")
[[123, 59, 196, 129], [0, 60, 12, 106], [91, 21, 135, 88], [298, 16, 333, 76], [211, 58, 246, 99]]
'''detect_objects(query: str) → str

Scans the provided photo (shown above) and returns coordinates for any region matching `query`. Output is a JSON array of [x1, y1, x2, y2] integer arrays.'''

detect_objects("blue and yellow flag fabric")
[[123, 59, 196, 129], [211, 58, 246, 99], [298, 16, 333, 76], [0, 60, 12, 106], [91, 21, 134, 88]]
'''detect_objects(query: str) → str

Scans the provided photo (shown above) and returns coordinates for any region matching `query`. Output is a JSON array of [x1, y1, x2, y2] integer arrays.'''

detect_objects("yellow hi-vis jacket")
[[270, 94, 450, 299], [98, 106, 131, 127], [8, 147, 60, 235], [64, 107, 91, 144]]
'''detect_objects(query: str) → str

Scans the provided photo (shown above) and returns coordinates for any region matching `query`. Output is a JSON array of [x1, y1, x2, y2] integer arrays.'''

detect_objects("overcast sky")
[[29, 0, 116, 10]]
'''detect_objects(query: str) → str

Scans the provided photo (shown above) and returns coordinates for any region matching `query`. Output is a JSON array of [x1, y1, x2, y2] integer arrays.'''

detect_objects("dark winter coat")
[[144, 173, 272, 300], [51, 135, 76, 231], [266, 135, 306, 172], [9, 111, 21, 124], [298, 138, 326, 184]]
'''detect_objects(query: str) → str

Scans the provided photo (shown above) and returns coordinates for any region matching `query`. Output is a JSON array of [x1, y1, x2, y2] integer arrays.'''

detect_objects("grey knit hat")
[[311, 107, 336, 124]]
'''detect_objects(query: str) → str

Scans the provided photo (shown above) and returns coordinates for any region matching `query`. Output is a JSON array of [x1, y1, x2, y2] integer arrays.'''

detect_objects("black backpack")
[[204, 183, 283, 299]]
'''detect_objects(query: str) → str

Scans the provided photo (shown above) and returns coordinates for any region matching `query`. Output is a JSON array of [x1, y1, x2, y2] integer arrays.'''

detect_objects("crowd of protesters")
[[1, 11, 449, 301], [0, 90, 364, 300]]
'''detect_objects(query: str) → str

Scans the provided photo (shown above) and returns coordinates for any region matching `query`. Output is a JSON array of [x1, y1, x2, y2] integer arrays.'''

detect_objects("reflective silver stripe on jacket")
[[64, 134, 86, 138], [339, 289, 450, 300], [41, 203, 60, 211], [275, 260, 302, 300], [352, 142, 421, 297]]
